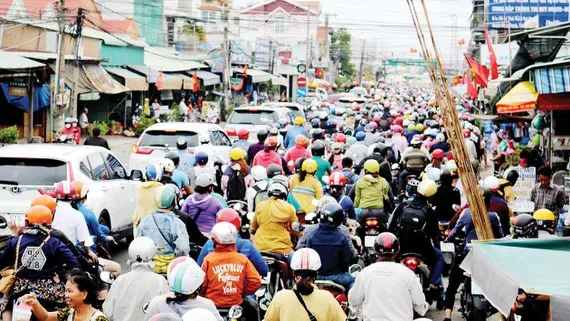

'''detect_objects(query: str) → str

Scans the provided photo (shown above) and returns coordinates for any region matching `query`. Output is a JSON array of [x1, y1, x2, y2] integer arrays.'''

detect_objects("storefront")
[[105, 67, 149, 127]]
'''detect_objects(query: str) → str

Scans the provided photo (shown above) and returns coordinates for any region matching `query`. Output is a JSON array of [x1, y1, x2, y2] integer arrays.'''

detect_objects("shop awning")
[[233, 68, 271, 83], [144, 49, 207, 72], [194, 70, 220, 86], [169, 73, 194, 90], [0, 50, 45, 69], [537, 94, 570, 111], [496, 81, 537, 114], [270, 74, 288, 87], [51, 63, 95, 94], [105, 67, 148, 91], [127, 65, 182, 90], [533, 66, 570, 94], [82, 64, 129, 94]]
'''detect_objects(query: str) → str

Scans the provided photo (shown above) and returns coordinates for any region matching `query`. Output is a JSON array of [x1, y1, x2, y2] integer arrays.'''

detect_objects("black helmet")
[[165, 151, 180, 166], [311, 118, 320, 128], [267, 164, 283, 178], [505, 168, 519, 186], [176, 138, 187, 150], [320, 203, 344, 227], [257, 128, 268, 142], [481, 187, 492, 208], [295, 157, 308, 173], [374, 232, 400, 256], [311, 129, 324, 140], [512, 214, 538, 239], [311, 141, 325, 156], [440, 168, 452, 186]]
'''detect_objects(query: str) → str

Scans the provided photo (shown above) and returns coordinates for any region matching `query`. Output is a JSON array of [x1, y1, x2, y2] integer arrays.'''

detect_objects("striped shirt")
[[530, 183, 566, 215]]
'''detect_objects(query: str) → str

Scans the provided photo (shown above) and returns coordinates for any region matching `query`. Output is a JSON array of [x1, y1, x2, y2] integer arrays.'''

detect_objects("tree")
[[183, 20, 207, 43], [330, 28, 356, 77]]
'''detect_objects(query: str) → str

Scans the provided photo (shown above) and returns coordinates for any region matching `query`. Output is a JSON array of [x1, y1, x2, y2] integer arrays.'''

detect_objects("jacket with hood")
[[136, 211, 190, 256], [284, 146, 311, 169], [252, 150, 282, 168], [132, 181, 163, 225], [103, 262, 170, 321], [251, 198, 298, 254], [302, 223, 352, 276], [182, 193, 223, 234], [290, 174, 323, 214], [143, 294, 222, 321], [197, 237, 268, 277], [354, 175, 390, 209]]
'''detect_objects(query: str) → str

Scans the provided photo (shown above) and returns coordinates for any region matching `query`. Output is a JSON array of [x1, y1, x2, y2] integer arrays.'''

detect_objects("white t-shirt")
[[52, 201, 90, 245], [79, 113, 88, 129]]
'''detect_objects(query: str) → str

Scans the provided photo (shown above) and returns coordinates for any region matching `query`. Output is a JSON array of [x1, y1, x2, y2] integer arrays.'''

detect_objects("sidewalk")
[[18, 135, 137, 148]]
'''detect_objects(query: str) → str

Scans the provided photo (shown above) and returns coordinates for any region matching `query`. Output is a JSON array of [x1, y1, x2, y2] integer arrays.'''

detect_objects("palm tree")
[[183, 20, 207, 44]]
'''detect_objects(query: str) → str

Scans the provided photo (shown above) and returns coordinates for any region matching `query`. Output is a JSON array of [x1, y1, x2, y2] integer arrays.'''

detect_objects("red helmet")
[[54, 181, 76, 200], [334, 133, 347, 144], [369, 121, 378, 131], [431, 149, 445, 160], [373, 114, 381, 122], [237, 129, 249, 140], [353, 105, 361, 111], [394, 117, 404, 126], [264, 137, 278, 148], [329, 172, 347, 186], [216, 208, 241, 230], [447, 151, 454, 160]]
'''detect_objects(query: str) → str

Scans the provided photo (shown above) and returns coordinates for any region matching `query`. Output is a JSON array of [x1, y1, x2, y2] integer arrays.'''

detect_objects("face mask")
[[72, 123, 77, 127], [65, 124, 71, 128], [519, 159, 528, 167]]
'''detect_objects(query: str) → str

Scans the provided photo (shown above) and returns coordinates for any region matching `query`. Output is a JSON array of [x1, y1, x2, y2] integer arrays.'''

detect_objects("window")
[[211, 130, 231, 146], [209, 11, 216, 20], [139, 130, 199, 148], [79, 159, 92, 180], [227, 110, 279, 125], [202, 11, 208, 20], [86, 153, 110, 181], [273, 17, 285, 33], [0, 158, 67, 186], [103, 153, 127, 179]]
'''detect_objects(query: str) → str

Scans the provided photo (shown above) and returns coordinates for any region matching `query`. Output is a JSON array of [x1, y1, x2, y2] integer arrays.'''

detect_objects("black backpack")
[[397, 201, 428, 233], [252, 184, 270, 210], [227, 169, 246, 201]]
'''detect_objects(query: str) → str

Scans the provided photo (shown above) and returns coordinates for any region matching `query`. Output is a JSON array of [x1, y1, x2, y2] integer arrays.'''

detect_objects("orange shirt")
[[200, 244, 261, 307]]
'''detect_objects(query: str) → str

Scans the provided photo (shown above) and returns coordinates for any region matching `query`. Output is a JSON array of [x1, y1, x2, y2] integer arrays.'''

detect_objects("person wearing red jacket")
[[284, 135, 311, 171], [71, 118, 81, 144], [252, 137, 282, 168], [200, 222, 261, 320]]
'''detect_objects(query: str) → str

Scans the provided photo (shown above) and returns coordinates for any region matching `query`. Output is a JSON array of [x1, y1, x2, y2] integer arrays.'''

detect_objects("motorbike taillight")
[[404, 257, 419, 271], [365, 219, 379, 227]]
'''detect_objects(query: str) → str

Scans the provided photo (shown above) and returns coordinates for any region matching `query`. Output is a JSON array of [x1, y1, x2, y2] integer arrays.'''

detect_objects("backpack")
[[404, 151, 428, 171], [227, 169, 246, 201], [252, 183, 270, 210], [397, 201, 428, 233], [344, 171, 357, 195]]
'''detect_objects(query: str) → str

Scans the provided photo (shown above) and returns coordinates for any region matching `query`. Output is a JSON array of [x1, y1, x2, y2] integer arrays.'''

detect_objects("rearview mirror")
[[100, 271, 116, 285], [247, 212, 255, 221], [228, 305, 243, 319], [349, 264, 362, 275], [130, 169, 144, 181], [0, 216, 7, 229]]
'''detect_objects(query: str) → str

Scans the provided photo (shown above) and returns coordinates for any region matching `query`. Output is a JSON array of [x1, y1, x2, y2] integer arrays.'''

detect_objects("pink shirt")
[[252, 150, 282, 168], [285, 146, 311, 169]]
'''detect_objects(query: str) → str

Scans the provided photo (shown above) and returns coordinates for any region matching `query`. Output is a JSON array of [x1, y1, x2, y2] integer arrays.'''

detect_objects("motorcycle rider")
[[248, 128, 269, 164], [346, 131, 368, 165], [424, 149, 446, 173], [310, 141, 332, 186], [264, 248, 347, 321], [354, 159, 392, 226], [59, 117, 76, 143], [232, 129, 251, 154], [498, 167, 519, 202], [284, 117, 309, 149], [194, 136, 225, 170], [133, 164, 164, 227], [197, 208, 268, 276], [327, 172, 356, 220], [483, 176, 511, 236], [182, 173, 224, 234], [188, 152, 216, 191], [290, 159, 324, 214], [136, 185, 190, 273], [103, 237, 169, 321], [429, 133, 450, 154], [176, 138, 194, 179], [284, 135, 312, 172], [348, 232, 429, 321], [200, 222, 261, 321], [165, 152, 192, 196], [399, 137, 429, 193], [252, 137, 283, 168], [354, 144, 392, 185], [431, 168, 461, 222], [390, 125, 408, 161], [222, 148, 254, 201], [299, 203, 355, 290], [341, 157, 359, 196], [328, 142, 345, 172], [247, 166, 301, 213]]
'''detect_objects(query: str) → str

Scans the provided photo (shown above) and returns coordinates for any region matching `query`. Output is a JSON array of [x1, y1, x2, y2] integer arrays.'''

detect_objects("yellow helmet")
[[294, 117, 305, 126], [417, 179, 437, 198], [229, 148, 246, 161], [533, 209, 556, 232], [363, 159, 380, 174], [301, 159, 318, 174]]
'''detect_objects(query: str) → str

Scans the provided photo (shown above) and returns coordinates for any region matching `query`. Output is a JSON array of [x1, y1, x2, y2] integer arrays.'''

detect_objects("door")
[[102, 151, 137, 229]]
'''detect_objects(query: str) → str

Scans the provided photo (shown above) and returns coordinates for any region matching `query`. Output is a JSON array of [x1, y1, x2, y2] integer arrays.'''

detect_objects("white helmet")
[[290, 248, 322, 271], [425, 167, 441, 182], [436, 133, 445, 142], [318, 111, 328, 119], [182, 308, 218, 321], [210, 222, 238, 245], [483, 176, 500, 191], [196, 173, 216, 187], [167, 260, 205, 295], [267, 181, 288, 199], [128, 237, 156, 263], [199, 135, 210, 144], [315, 195, 338, 214], [403, 119, 410, 127], [251, 166, 268, 182], [160, 158, 176, 173]]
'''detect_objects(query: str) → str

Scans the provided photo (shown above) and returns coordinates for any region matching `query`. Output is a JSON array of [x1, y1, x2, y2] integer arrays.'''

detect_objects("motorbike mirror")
[[0, 217, 7, 229], [228, 305, 243, 319], [452, 204, 461, 212], [349, 264, 362, 275], [59, 135, 67, 142], [221, 165, 228, 173], [288, 160, 294, 167], [99, 271, 115, 285], [232, 202, 242, 211], [84, 236, 96, 247], [246, 212, 254, 221], [255, 287, 266, 298], [291, 222, 304, 232], [179, 199, 185, 208], [142, 302, 149, 314]]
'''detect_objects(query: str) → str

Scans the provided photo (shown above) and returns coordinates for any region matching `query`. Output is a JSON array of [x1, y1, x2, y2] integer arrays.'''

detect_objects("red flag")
[[458, 39, 465, 46], [315, 68, 324, 79], [484, 28, 499, 80], [465, 70, 478, 100], [192, 72, 199, 92], [156, 71, 164, 91], [410, 48, 418, 53], [464, 54, 489, 88]]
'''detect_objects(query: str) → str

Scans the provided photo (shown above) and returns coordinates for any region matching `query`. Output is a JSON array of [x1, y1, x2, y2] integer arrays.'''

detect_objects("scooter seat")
[[260, 252, 288, 262], [315, 280, 346, 292]]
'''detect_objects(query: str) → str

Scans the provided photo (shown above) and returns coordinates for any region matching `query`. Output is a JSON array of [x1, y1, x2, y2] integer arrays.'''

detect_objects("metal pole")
[[324, 13, 330, 80], [71, 8, 84, 119], [28, 72, 34, 141], [53, 0, 66, 135], [305, 5, 310, 85], [222, 4, 229, 121], [358, 40, 366, 85]]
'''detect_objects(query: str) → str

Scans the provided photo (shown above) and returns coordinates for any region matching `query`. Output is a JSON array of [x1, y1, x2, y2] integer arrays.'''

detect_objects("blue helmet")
[[195, 152, 209, 166], [355, 131, 366, 141], [155, 185, 177, 209], [145, 163, 163, 182], [330, 108, 336, 115], [364, 124, 373, 132], [326, 119, 336, 127], [311, 118, 320, 128]]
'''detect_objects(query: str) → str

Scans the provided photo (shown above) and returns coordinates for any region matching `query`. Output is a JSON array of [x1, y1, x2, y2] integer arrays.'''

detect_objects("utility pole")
[[52, 0, 66, 136], [358, 39, 366, 85], [71, 7, 84, 119], [304, 5, 310, 85], [323, 13, 330, 82], [268, 38, 274, 74], [221, 2, 230, 121]]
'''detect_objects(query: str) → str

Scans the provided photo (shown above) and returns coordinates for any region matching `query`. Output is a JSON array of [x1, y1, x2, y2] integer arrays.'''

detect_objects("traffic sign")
[[297, 77, 307, 87], [297, 87, 307, 97]]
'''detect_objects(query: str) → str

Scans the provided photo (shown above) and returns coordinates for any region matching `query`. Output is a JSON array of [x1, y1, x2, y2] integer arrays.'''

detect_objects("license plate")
[[471, 279, 484, 295], [4, 214, 25, 227], [514, 315, 522, 321], [364, 235, 376, 247], [441, 242, 455, 253]]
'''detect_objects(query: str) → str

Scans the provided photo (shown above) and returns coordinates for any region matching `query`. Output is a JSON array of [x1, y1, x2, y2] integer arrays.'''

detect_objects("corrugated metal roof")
[[127, 65, 182, 90], [105, 67, 148, 91], [0, 50, 45, 69], [194, 70, 221, 86], [11, 51, 103, 62], [232, 68, 271, 83], [82, 64, 129, 94], [270, 74, 288, 87], [144, 48, 206, 72]]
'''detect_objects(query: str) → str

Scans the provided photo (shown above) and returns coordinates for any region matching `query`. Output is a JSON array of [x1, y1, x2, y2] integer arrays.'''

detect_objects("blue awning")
[[0, 83, 50, 112], [533, 66, 570, 94]]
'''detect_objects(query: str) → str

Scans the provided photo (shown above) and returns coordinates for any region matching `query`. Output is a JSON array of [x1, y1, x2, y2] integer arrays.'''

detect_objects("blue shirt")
[[178, 151, 195, 174], [76, 202, 106, 251], [197, 237, 268, 277], [172, 169, 190, 189], [284, 125, 309, 149]]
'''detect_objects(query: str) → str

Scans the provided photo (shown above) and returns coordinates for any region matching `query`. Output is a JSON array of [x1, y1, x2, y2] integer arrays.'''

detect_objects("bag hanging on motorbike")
[[227, 170, 246, 201], [397, 202, 428, 233]]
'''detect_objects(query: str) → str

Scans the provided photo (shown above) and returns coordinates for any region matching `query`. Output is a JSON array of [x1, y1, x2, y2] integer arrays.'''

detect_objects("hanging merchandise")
[[531, 133, 542, 147], [532, 114, 546, 130]]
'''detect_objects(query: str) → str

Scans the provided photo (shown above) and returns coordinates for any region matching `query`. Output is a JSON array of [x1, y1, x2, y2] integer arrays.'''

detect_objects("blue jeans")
[[318, 272, 355, 291], [430, 247, 445, 286]]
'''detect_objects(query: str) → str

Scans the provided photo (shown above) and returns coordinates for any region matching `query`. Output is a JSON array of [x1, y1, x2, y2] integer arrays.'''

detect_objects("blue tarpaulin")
[[0, 83, 50, 112], [533, 67, 570, 94]]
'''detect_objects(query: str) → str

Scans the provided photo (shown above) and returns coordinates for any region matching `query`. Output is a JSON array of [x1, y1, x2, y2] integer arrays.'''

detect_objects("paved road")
[[105, 135, 500, 321]]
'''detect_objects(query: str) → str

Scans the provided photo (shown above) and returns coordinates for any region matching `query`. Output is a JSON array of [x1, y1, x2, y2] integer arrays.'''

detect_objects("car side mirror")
[[130, 170, 144, 181], [0, 216, 7, 229]]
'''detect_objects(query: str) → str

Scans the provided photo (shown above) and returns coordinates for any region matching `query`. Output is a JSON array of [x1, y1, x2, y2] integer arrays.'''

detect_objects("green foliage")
[[334, 75, 350, 88], [0, 126, 19, 144], [330, 28, 356, 77], [88, 121, 109, 136], [135, 116, 156, 134], [183, 21, 207, 43], [169, 103, 185, 122]]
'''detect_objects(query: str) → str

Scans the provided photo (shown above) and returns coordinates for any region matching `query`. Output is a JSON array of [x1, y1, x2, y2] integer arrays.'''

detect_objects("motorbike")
[[509, 289, 550, 321], [399, 252, 442, 305], [439, 220, 455, 274], [256, 252, 292, 317], [361, 216, 386, 266], [459, 272, 499, 321], [51, 132, 74, 144], [315, 264, 362, 319], [218, 305, 249, 321], [227, 200, 250, 239]]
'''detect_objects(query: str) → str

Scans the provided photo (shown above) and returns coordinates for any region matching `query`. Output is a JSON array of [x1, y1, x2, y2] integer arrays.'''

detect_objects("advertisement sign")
[[510, 166, 536, 213], [8, 78, 28, 96], [480, 42, 519, 67], [255, 39, 271, 70], [210, 51, 224, 73], [488, 0, 570, 29], [231, 40, 251, 65]]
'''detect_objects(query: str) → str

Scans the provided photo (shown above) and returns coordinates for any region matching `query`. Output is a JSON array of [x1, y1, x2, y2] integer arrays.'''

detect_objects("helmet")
[[295, 157, 308, 173], [363, 159, 380, 174], [71, 118, 78, 124], [431, 149, 444, 160], [70, 180, 89, 200], [374, 232, 400, 256], [331, 142, 343, 154], [407, 124, 415, 132], [321, 203, 344, 227], [195, 173, 216, 188], [410, 137, 422, 147], [415, 124, 425, 133], [359, 119, 368, 127], [295, 135, 309, 146], [155, 185, 177, 209], [533, 209, 556, 232], [54, 180, 76, 200], [311, 141, 325, 156], [270, 175, 289, 188], [251, 166, 267, 181], [436, 133, 445, 142], [216, 208, 241, 230], [318, 111, 328, 120], [440, 168, 452, 186], [512, 214, 538, 238], [369, 121, 378, 131], [160, 158, 176, 173], [266, 164, 283, 178], [315, 196, 338, 214], [417, 179, 437, 197], [199, 135, 210, 144], [268, 181, 288, 199], [237, 129, 249, 140], [406, 176, 421, 196], [165, 152, 180, 167], [176, 138, 188, 150], [329, 172, 347, 187], [355, 131, 366, 141], [290, 248, 321, 271], [150, 313, 183, 321], [26, 205, 53, 226], [257, 128, 268, 142], [373, 114, 381, 122], [334, 133, 347, 144], [229, 148, 246, 161], [311, 118, 320, 128], [181, 308, 218, 321], [145, 164, 163, 181], [364, 125, 373, 132], [391, 125, 403, 133], [31, 195, 57, 213], [483, 176, 500, 192], [503, 167, 519, 186], [426, 167, 441, 182], [64, 117, 73, 124], [128, 236, 156, 262], [301, 159, 318, 174], [195, 152, 209, 166], [168, 260, 205, 295], [211, 222, 238, 244], [264, 137, 278, 148], [394, 116, 404, 126], [294, 117, 305, 126], [311, 129, 324, 140]]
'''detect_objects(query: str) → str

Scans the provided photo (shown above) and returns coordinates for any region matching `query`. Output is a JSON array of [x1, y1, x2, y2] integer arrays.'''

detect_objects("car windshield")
[[228, 109, 278, 125], [262, 104, 303, 117], [0, 158, 67, 186], [139, 130, 199, 148]]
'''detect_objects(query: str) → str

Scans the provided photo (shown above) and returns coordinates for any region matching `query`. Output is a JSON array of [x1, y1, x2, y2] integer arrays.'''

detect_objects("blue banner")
[[488, 0, 570, 29], [0, 83, 50, 112]]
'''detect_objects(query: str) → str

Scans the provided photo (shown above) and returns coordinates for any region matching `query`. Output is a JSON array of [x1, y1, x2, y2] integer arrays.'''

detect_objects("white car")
[[261, 102, 305, 120], [225, 105, 296, 142], [0, 144, 142, 246], [129, 122, 232, 172]]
